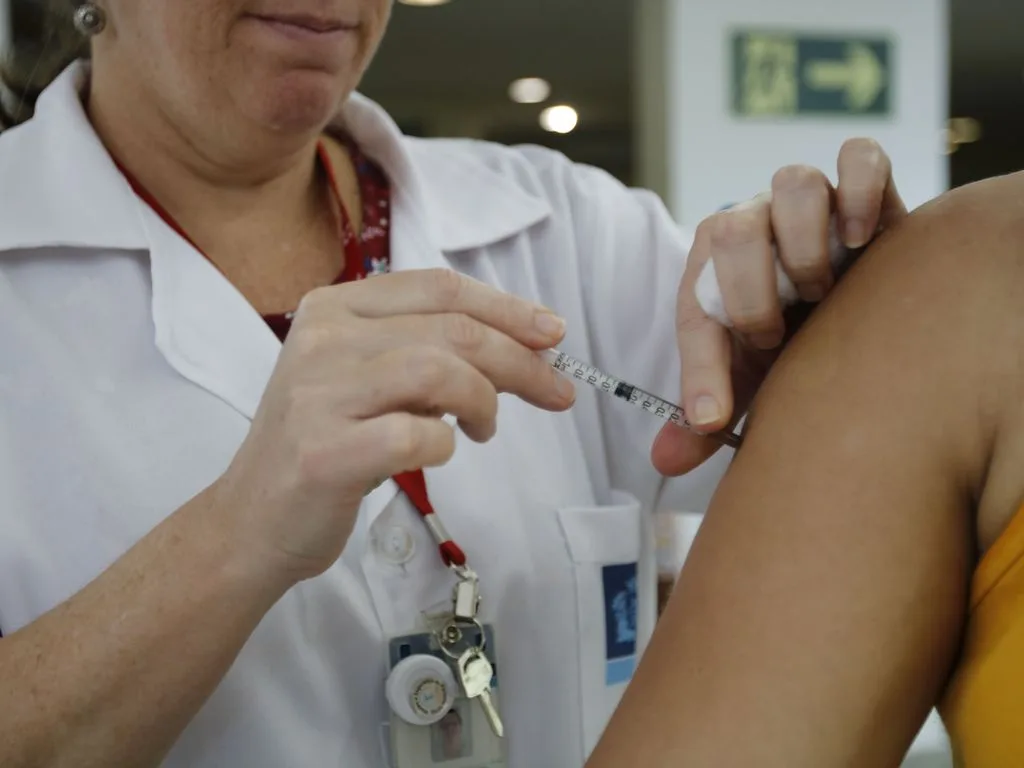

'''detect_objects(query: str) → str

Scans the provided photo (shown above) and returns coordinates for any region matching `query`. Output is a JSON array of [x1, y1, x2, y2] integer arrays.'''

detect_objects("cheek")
[[364, 0, 393, 43], [135, 0, 235, 67], [141, 7, 238, 101], [356, 1, 392, 71], [161, 7, 229, 57]]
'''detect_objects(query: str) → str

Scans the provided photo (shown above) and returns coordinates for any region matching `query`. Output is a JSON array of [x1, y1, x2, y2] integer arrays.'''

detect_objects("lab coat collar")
[[0, 63, 148, 254], [0, 62, 552, 258], [334, 93, 552, 253]]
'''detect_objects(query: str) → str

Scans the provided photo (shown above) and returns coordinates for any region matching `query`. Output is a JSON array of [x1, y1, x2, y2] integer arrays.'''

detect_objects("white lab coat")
[[0, 62, 732, 767]]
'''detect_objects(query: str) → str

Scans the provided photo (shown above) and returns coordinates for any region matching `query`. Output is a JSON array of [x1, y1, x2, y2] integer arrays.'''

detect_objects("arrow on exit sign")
[[804, 42, 885, 111], [731, 31, 893, 117]]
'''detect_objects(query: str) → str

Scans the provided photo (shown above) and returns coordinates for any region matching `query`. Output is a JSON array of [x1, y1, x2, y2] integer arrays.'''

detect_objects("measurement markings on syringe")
[[550, 352, 693, 428]]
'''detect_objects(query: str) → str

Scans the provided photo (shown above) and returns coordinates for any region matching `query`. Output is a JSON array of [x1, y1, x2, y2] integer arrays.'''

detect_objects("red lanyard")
[[116, 141, 467, 570], [392, 470, 466, 567]]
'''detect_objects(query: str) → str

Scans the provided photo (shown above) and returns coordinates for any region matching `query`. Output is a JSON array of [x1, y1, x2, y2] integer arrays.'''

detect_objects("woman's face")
[[94, 0, 393, 137]]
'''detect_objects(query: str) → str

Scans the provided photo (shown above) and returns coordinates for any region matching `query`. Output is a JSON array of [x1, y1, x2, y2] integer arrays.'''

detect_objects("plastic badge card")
[[385, 625, 505, 768]]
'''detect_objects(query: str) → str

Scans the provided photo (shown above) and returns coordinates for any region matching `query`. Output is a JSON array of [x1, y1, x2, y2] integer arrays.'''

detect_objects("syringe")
[[544, 349, 743, 450]]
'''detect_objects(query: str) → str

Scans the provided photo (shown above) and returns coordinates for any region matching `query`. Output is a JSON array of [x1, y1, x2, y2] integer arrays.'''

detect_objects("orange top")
[[940, 503, 1024, 767]]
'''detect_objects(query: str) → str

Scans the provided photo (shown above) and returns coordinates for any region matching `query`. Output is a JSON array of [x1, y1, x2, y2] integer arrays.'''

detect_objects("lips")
[[249, 12, 356, 33]]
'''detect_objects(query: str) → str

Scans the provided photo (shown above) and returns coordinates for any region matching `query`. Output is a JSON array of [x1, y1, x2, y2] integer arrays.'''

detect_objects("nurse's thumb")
[[651, 421, 721, 476], [654, 324, 735, 476]]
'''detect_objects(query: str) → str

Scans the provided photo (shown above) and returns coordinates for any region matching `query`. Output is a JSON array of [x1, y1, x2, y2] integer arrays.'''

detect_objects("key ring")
[[437, 617, 486, 660]]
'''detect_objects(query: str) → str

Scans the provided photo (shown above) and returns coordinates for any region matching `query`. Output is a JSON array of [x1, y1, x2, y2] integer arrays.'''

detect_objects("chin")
[[246, 70, 352, 135]]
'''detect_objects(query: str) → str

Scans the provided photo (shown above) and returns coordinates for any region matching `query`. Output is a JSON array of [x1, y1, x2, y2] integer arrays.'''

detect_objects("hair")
[[0, 1, 89, 130]]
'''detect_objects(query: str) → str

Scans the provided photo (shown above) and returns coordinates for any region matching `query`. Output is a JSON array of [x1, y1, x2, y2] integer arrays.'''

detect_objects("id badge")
[[384, 624, 506, 768]]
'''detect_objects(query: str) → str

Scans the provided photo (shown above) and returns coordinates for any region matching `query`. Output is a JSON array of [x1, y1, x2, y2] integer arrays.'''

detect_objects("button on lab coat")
[[0, 63, 732, 767]]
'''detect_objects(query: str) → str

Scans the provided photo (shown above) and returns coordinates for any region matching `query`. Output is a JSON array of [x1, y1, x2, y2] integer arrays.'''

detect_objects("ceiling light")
[[947, 117, 982, 144], [941, 128, 958, 156], [398, 0, 451, 5], [509, 77, 551, 104], [539, 105, 578, 134], [943, 117, 982, 155]]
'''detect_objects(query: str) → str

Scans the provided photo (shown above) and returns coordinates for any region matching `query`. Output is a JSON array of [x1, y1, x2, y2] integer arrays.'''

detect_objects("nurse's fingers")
[[355, 346, 500, 443], [771, 166, 835, 302], [836, 138, 908, 248], [300, 268, 566, 351], [706, 197, 785, 350], [674, 223, 736, 438], [350, 413, 457, 477], [651, 420, 722, 477], [659, 304, 733, 476], [362, 313, 575, 412]]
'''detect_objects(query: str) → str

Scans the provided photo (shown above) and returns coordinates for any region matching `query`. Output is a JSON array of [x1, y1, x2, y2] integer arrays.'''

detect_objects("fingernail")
[[535, 312, 566, 338], [844, 218, 869, 248], [750, 330, 784, 349], [691, 395, 721, 427], [554, 374, 576, 402], [800, 282, 826, 303]]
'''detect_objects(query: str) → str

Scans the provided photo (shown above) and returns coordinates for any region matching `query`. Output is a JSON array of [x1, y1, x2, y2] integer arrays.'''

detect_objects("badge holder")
[[385, 617, 505, 768], [382, 472, 506, 768]]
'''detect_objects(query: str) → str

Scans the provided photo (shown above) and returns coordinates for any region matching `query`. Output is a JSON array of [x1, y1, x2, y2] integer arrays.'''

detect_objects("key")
[[456, 648, 504, 738]]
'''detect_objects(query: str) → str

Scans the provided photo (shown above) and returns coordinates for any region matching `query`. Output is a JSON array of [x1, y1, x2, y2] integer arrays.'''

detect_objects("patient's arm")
[[588, 174, 1024, 767]]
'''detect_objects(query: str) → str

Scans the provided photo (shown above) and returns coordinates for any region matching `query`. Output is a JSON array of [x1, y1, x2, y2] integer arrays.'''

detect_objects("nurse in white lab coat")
[[0, 2, 908, 767]]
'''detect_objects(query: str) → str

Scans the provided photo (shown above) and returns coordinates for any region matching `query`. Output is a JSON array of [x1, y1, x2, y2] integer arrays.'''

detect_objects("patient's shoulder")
[[926, 172, 1024, 551], [783, 169, 1024, 553], [822, 171, 1024, 335], [903, 171, 1024, 265]]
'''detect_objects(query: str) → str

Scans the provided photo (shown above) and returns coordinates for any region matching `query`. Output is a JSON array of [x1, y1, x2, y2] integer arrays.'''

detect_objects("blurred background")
[[6, 0, 1017, 765], [359, 0, 1018, 229]]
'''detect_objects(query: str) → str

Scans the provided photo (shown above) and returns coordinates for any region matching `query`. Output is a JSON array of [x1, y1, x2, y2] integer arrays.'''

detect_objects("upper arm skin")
[[587, 174, 1024, 767]]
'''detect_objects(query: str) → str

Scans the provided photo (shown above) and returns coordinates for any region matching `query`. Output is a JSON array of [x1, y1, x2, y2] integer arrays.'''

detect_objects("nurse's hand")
[[218, 269, 574, 581], [654, 138, 907, 474]]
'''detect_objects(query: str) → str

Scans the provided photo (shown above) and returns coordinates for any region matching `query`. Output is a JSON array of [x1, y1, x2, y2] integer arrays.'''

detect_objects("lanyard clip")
[[452, 568, 481, 622]]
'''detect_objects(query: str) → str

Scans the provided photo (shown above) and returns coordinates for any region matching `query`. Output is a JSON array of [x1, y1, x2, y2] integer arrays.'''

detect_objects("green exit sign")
[[731, 30, 893, 117]]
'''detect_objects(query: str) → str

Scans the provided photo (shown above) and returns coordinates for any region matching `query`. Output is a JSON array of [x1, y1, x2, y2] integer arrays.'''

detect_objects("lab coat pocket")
[[557, 490, 642, 757]]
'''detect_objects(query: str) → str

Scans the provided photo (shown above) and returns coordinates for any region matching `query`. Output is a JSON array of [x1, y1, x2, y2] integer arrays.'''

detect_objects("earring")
[[73, 3, 107, 37]]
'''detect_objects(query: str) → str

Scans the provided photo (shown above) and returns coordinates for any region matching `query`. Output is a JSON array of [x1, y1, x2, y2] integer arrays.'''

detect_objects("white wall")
[[655, 0, 949, 230]]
